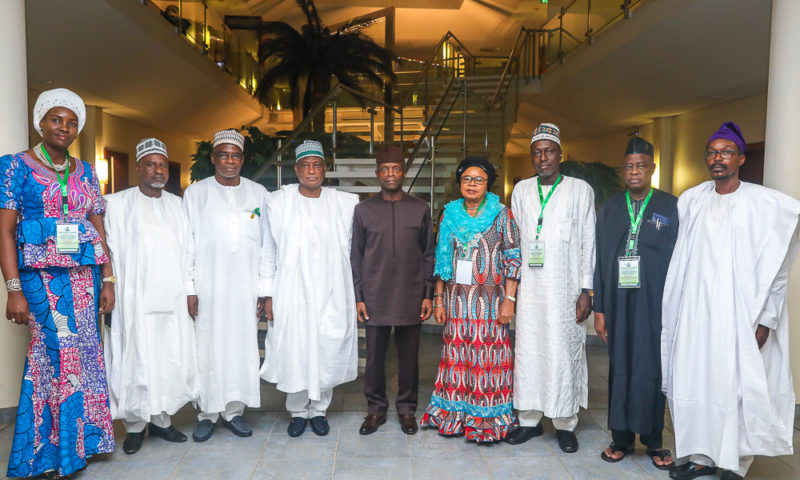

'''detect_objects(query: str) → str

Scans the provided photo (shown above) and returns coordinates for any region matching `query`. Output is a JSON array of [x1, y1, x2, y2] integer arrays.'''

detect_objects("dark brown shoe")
[[399, 414, 418, 435], [359, 413, 386, 435]]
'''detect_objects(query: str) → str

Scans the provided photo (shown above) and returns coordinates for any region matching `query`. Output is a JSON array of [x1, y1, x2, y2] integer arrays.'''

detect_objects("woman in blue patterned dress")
[[421, 157, 521, 443], [0, 89, 116, 478]]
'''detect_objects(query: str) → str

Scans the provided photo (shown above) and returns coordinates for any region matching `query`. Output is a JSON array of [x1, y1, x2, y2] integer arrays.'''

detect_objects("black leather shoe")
[[399, 414, 418, 435], [122, 431, 144, 454], [309, 416, 330, 436], [148, 423, 187, 442], [359, 413, 387, 435], [192, 419, 216, 442], [503, 424, 543, 445], [669, 462, 718, 480], [556, 429, 578, 453], [222, 415, 253, 437], [287, 417, 307, 437], [720, 471, 743, 480]]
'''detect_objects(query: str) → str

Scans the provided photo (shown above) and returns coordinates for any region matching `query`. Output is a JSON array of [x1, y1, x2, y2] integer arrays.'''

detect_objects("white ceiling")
[[505, 0, 772, 156], [25, 0, 265, 140], [23, 0, 773, 147]]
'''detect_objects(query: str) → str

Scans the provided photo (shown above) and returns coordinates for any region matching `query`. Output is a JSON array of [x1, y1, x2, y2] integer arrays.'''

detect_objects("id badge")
[[455, 260, 473, 285], [528, 241, 545, 267], [618, 256, 640, 288], [56, 222, 80, 254]]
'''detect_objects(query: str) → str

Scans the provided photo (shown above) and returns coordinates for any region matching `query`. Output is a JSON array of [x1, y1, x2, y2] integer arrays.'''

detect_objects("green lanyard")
[[536, 175, 562, 239], [40, 145, 70, 218], [625, 188, 653, 256]]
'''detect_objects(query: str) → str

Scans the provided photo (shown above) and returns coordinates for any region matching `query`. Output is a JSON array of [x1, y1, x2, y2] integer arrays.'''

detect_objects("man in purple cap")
[[662, 122, 800, 480]]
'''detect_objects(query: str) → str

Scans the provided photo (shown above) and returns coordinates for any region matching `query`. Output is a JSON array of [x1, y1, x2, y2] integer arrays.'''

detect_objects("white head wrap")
[[213, 129, 245, 151], [530, 122, 561, 146], [136, 137, 168, 162], [32, 88, 86, 136]]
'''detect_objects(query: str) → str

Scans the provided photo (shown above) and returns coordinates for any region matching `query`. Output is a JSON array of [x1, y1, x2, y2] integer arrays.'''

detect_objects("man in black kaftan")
[[593, 137, 678, 469]]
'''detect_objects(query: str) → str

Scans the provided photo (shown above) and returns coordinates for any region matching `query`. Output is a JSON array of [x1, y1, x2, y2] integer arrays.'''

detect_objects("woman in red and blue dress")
[[421, 156, 521, 443], [0, 88, 115, 478]]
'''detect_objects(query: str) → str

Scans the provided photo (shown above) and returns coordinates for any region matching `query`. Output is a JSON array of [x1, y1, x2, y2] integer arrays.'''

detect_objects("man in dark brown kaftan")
[[350, 146, 434, 435]]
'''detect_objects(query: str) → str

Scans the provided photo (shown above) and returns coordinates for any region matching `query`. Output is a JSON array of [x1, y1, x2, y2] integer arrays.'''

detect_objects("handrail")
[[407, 79, 462, 193], [403, 76, 458, 173], [396, 31, 473, 109], [488, 27, 532, 109], [251, 83, 399, 181]]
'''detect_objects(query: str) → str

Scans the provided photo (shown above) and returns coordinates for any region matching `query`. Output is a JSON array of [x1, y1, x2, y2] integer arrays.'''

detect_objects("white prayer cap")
[[136, 137, 168, 162], [33, 88, 86, 136], [213, 129, 245, 151], [294, 140, 324, 163], [530, 122, 561, 146]]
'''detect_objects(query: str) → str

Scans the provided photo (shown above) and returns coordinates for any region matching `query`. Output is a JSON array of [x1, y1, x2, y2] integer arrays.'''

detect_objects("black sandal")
[[647, 448, 676, 470], [600, 442, 634, 462]]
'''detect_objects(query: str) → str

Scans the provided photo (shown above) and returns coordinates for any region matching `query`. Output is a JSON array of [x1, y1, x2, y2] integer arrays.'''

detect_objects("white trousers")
[[123, 412, 171, 433], [197, 401, 246, 422], [286, 389, 333, 419], [690, 454, 754, 477], [518, 409, 579, 432]]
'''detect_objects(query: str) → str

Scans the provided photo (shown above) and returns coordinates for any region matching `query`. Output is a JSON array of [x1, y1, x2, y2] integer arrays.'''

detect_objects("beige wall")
[[100, 113, 198, 192], [671, 93, 768, 195]]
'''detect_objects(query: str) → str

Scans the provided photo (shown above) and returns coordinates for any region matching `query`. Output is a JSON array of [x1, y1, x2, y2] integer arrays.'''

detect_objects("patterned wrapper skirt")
[[421, 283, 514, 443], [7, 266, 115, 478]]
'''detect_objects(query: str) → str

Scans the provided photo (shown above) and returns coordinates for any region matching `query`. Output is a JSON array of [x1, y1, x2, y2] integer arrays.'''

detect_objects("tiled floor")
[[1, 334, 798, 479]]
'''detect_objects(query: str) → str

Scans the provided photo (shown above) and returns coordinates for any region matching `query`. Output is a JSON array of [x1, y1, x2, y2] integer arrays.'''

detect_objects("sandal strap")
[[608, 442, 633, 453], [649, 448, 673, 459]]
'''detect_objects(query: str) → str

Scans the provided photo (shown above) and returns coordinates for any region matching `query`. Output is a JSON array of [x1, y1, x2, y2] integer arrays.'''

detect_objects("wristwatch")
[[581, 288, 594, 297], [102, 276, 117, 284]]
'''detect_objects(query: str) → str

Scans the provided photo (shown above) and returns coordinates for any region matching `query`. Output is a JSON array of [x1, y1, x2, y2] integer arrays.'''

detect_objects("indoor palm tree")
[[256, 0, 396, 131]]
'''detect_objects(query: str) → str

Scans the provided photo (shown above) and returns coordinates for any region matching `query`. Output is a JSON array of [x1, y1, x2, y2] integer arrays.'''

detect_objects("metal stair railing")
[[251, 84, 402, 185]]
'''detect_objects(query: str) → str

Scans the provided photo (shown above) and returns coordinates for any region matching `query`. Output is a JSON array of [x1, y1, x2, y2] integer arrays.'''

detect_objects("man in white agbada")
[[103, 138, 197, 455], [507, 123, 596, 453], [184, 129, 269, 442], [662, 122, 800, 480], [261, 140, 358, 438]]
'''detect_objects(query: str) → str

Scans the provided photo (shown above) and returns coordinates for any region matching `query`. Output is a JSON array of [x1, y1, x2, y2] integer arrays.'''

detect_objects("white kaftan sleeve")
[[183, 191, 197, 296], [258, 190, 273, 297], [579, 183, 596, 290], [261, 192, 278, 298], [756, 222, 800, 329]]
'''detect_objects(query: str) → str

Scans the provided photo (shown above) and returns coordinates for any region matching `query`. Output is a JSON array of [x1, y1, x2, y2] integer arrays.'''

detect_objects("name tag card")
[[529, 241, 545, 267], [56, 222, 80, 254], [618, 256, 640, 288], [455, 260, 473, 285]]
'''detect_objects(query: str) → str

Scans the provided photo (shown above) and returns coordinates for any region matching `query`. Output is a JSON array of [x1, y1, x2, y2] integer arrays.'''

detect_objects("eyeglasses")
[[213, 152, 244, 161], [297, 161, 325, 171], [532, 148, 559, 158], [460, 175, 487, 185], [704, 149, 738, 160]]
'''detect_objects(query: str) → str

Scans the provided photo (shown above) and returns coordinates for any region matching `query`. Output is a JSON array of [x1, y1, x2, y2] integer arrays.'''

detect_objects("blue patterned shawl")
[[434, 192, 504, 281]]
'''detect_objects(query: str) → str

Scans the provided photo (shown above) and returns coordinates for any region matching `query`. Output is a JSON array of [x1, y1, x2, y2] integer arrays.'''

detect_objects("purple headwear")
[[707, 121, 746, 153]]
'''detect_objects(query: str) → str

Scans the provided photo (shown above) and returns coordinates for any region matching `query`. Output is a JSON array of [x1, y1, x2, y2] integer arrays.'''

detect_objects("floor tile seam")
[[167, 438, 197, 480], [248, 418, 275, 480], [553, 452, 576, 480], [331, 422, 342, 480]]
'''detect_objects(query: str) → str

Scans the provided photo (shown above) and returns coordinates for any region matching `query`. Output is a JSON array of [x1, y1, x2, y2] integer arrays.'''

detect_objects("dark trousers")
[[612, 429, 662, 449], [364, 324, 421, 416]]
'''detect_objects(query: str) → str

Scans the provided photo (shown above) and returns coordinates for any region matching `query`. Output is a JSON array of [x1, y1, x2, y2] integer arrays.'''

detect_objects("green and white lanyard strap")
[[625, 188, 653, 256], [40, 145, 70, 219], [536, 175, 563, 240]]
